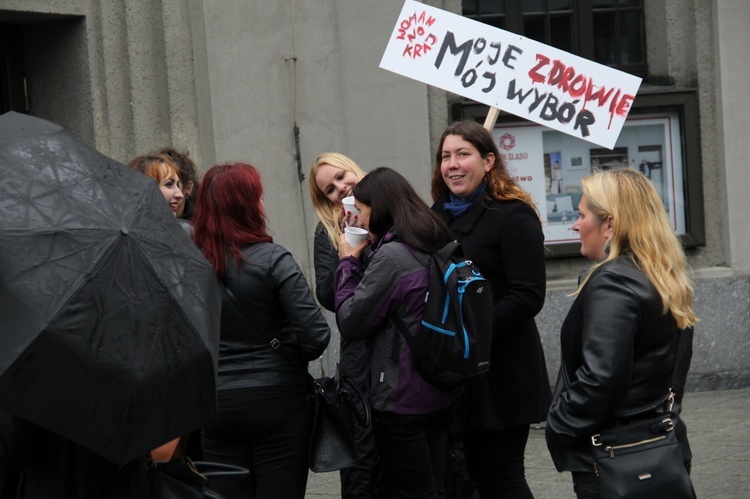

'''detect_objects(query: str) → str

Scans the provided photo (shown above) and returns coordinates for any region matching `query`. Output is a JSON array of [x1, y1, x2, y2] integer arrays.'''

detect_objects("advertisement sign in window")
[[492, 111, 686, 245]]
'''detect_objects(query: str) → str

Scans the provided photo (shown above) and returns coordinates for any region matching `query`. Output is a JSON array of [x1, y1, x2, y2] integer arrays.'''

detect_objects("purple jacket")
[[334, 231, 461, 415]]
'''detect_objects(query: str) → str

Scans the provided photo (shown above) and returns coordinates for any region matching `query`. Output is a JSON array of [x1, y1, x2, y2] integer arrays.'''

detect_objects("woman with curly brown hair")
[[431, 120, 551, 498]]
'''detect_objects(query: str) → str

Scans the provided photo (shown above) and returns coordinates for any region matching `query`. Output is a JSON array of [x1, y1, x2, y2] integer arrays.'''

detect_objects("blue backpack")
[[398, 241, 493, 388]]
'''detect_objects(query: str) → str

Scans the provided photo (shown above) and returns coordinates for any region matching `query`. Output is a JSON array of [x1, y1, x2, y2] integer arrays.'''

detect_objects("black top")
[[545, 255, 693, 472], [433, 192, 551, 430], [218, 242, 330, 390], [313, 222, 337, 312]]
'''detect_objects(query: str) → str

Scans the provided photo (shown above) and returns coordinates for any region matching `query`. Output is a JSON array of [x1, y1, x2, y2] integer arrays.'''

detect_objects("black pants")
[[464, 425, 533, 498], [340, 403, 383, 499], [372, 407, 453, 499], [339, 341, 386, 499], [202, 386, 311, 499]]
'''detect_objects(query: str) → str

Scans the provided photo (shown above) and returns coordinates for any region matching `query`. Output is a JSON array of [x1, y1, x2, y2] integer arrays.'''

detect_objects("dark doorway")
[[0, 23, 26, 114]]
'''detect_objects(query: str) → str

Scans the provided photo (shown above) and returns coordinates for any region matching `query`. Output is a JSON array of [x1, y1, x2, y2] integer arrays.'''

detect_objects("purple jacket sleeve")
[[334, 250, 406, 342]]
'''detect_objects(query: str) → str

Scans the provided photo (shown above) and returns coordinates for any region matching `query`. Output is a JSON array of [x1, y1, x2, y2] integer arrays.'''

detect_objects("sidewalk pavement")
[[305, 387, 750, 498]]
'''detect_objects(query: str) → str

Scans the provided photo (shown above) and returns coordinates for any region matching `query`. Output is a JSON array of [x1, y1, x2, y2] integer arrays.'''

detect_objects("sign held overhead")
[[380, 0, 642, 149]]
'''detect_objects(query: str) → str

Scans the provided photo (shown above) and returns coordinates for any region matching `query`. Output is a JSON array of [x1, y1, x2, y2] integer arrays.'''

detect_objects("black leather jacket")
[[217, 242, 330, 390], [313, 222, 337, 312], [545, 256, 693, 472]]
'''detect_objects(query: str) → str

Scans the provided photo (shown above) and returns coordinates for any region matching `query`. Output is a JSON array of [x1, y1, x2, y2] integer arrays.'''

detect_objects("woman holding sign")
[[431, 120, 551, 498]]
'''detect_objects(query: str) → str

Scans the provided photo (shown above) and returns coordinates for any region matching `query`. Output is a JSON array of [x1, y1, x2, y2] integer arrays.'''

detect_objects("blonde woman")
[[309, 153, 384, 498], [545, 168, 697, 498], [309, 153, 367, 310]]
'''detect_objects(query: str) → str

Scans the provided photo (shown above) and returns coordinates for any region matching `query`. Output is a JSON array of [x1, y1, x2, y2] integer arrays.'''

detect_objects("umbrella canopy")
[[0, 112, 221, 466]]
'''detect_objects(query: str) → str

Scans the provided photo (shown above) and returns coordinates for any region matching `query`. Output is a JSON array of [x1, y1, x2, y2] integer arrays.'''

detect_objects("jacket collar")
[[435, 190, 489, 236], [371, 226, 398, 253]]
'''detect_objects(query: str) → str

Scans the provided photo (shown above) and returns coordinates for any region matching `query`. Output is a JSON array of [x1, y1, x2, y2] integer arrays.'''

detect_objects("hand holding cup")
[[339, 196, 360, 229], [344, 226, 368, 247], [339, 227, 369, 259], [342, 196, 359, 216]]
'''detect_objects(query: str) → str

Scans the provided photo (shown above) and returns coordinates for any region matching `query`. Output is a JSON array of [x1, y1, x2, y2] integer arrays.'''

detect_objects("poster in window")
[[492, 111, 686, 245]]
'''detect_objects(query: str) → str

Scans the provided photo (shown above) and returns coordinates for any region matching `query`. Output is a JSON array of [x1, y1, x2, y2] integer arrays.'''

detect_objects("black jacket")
[[313, 222, 337, 312], [545, 256, 693, 472], [433, 193, 551, 430], [218, 242, 330, 390], [312, 222, 372, 390]]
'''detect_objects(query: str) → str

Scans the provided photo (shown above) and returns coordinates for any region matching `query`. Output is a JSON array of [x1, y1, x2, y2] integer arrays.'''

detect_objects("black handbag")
[[222, 285, 370, 473], [149, 457, 249, 499], [308, 373, 371, 472], [591, 407, 693, 499], [590, 330, 694, 499]]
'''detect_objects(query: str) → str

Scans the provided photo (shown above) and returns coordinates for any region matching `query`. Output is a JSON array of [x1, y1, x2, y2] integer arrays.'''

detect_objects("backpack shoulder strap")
[[436, 240, 462, 262]]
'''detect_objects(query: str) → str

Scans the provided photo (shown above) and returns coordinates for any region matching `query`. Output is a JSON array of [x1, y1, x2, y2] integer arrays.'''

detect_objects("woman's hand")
[[338, 205, 359, 231], [338, 233, 369, 259]]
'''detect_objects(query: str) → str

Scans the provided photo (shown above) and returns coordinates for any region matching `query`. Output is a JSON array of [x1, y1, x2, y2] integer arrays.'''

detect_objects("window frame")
[[462, 0, 647, 78], [452, 90, 705, 258]]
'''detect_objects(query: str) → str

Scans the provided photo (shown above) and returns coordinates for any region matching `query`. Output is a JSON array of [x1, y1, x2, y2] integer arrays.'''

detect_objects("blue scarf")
[[443, 183, 486, 218]]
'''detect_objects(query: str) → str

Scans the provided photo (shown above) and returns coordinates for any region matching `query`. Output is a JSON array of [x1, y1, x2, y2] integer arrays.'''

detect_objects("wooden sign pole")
[[483, 107, 501, 131]]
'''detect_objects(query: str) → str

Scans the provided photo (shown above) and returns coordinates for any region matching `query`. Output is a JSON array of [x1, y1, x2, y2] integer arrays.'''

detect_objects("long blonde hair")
[[309, 152, 367, 248], [575, 168, 697, 329]]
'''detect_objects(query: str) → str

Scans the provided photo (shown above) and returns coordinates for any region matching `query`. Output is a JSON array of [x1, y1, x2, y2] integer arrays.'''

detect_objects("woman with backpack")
[[431, 121, 551, 498], [309, 153, 390, 498], [335, 167, 461, 499]]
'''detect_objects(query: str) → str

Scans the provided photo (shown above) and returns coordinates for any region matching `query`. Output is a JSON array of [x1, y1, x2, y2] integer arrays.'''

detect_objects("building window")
[[462, 0, 646, 77], [455, 91, 705, 256]]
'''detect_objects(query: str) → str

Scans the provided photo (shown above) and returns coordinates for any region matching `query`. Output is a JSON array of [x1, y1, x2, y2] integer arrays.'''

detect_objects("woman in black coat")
[[431, 121, 551, 498], [544, 168, 697, 498]]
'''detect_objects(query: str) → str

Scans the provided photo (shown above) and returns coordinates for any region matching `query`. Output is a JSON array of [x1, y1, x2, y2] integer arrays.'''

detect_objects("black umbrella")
[[0, 112, 221, 466]]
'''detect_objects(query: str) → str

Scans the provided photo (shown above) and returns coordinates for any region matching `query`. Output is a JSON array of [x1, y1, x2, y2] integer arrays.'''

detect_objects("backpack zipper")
[[456, 275, 488, 359]]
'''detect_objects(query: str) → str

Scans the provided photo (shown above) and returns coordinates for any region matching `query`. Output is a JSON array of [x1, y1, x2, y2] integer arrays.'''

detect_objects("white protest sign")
[[380, 0, 642, 149]]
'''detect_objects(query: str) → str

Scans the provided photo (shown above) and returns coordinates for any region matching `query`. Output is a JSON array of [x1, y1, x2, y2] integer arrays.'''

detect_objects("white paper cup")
[[344, 226, 368, 247], [342, 196, 360, 216]]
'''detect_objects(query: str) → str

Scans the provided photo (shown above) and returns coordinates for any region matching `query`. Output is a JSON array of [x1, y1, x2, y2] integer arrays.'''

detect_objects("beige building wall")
[[0, 0, 748, 385], [713, 0, 750, 273]]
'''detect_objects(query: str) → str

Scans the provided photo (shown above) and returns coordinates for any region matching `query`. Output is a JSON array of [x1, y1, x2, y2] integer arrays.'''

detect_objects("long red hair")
[[192, 162, 272, 278]]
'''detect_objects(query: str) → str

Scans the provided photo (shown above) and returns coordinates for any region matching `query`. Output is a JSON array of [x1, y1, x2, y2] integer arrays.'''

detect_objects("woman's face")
[[573, 194, 612, 261], [159, 173, 184, 216], [440, 134, 493, 199], [315, 164, 359, 206], [354, 200, 373, 238]]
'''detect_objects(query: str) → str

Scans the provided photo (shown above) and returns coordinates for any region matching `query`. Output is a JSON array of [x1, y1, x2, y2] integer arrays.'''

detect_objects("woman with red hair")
[[192, 162, 331, 499]]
